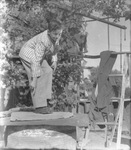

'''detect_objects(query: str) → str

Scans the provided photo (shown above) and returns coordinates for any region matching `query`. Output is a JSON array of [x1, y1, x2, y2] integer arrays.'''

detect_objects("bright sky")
[[84, 18, 131, 77]]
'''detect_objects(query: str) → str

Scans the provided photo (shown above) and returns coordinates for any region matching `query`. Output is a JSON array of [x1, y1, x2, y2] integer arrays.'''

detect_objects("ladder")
[[74, 51, 130, 149], [106, 53, 130, 149], [82, 51, 130, 149]]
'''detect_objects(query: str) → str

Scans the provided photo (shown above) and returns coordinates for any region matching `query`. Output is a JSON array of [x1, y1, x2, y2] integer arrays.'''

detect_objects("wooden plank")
[[69, 51, 131, 59], [0, 114, 89, 127], [109, 74, 123, 77], [111, 97, 131, 102], [7, 51, 131, 60], [116, 58, 127, 149], [96, 122, 118, 125]]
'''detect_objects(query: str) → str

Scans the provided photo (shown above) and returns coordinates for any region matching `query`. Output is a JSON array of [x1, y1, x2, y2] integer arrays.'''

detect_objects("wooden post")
[[129, 19, 131, 88], [0, 88, 5, 111], [116, 74, 125, 149]]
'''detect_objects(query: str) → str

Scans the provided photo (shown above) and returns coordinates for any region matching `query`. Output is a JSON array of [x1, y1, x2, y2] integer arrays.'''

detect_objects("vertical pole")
[[120, 29, 122, 71], [107, 0, 110, 50], [108, 22, 110, 50], [129, 19, 131, 88], [116, 74, 125, 149]]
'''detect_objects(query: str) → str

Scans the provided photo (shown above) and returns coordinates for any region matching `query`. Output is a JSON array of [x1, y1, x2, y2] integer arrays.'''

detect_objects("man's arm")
[[30, 42, 46, 93], [31, 42, 46, 77]]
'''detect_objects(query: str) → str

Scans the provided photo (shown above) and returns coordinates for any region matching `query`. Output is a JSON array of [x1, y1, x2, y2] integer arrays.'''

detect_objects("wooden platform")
[[0, 113, 89, 127], [0, 111, 130, 150]]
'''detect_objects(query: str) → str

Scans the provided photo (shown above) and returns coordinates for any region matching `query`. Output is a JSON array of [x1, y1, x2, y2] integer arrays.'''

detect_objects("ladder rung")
[[109, 74, 123, 77], [123, 98, 131, 101], [96, 122, 118, 125], [111, 97, 131, 102], [111, 97, 121, 101]]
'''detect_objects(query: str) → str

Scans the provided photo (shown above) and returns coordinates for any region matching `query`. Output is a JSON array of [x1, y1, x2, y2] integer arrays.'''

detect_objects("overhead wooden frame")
[[48, 1, 127, 30]]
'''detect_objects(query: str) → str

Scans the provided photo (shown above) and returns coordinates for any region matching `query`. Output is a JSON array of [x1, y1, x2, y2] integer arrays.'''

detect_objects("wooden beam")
[[7, 51, 131, 60], [0, 113, 89, 127], [49, 2, 127, 29], [80, 14, 127, 30], [69, 51, 131, 59]]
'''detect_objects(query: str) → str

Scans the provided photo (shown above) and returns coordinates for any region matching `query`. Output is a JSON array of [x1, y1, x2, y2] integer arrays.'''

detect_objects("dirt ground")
[[2, 124, 130, 150]]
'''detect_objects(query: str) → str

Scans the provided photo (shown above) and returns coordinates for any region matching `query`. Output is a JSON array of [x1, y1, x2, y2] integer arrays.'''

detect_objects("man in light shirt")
[[19, 20, 63, 114]]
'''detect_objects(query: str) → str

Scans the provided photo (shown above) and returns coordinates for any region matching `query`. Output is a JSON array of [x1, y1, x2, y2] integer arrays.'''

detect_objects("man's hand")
[[30, 77, 37, 96], [51, 61, 57, 71]]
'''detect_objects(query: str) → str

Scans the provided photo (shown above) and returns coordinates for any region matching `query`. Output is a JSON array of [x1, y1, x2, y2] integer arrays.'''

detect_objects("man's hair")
[[48, 20, 62, 32]]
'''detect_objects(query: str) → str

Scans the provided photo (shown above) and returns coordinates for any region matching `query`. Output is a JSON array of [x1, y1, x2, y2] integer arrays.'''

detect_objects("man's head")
[[48, 20, 63, 43]]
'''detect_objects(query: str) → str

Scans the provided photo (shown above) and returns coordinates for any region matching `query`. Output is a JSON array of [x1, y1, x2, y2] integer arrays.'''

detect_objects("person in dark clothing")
[[89, 51, 117, 123]]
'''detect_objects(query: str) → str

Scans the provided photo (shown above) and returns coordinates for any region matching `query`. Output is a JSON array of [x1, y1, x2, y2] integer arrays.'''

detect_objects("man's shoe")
[[34, 106, 53, 114]]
